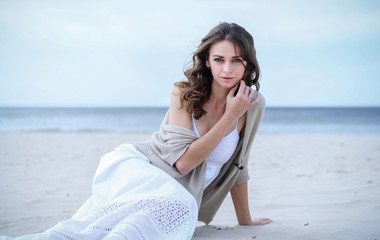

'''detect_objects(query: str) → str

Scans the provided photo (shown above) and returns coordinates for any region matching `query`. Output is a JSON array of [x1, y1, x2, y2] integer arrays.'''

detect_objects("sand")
[[0, 132, 379, 239]]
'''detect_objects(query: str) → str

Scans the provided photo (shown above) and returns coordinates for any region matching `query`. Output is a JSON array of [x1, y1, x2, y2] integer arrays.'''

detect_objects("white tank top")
[[191, 114, 240, 190]]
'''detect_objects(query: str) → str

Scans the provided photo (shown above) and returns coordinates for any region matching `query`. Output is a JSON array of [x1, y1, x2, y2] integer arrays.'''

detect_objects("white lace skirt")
[[3, 144, 198, 240]]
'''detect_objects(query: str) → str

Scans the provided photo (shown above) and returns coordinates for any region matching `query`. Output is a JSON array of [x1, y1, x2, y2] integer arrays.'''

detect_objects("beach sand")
[[0, 132, 379, 239]]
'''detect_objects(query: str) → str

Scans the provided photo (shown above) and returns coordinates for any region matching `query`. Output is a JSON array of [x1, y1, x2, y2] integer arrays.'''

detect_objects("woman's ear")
[[205, 58, 210, 68]]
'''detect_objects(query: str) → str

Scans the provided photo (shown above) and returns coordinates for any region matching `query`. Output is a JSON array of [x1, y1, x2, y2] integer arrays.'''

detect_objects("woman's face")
[[206, 40, 247, 90]]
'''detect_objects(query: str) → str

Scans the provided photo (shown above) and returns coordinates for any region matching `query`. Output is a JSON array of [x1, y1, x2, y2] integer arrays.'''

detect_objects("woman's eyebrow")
[[212, 55, 241, 58]]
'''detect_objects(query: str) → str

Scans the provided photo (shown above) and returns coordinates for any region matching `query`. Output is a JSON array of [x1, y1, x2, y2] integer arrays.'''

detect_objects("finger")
[[228, 84, 239, 97], [247, 88, 253, 98], [260, 218, 273, 225], [242, 80, 250, 96], [237, 80, 246, 96], [264, 218, 273, 223], [249, 92, 260, 106], [247, 88, 256, 101]]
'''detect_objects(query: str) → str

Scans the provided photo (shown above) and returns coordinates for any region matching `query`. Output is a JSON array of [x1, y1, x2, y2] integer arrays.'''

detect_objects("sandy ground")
[[0, 132, 379, 240]]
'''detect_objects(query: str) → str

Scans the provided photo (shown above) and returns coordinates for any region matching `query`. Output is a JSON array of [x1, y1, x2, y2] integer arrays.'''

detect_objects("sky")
[[0, 0, 379, 107]]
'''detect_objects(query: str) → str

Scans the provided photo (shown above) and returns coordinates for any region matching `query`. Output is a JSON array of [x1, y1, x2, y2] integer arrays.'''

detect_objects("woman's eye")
[[214, 58, 223, 62], [233, 59, 242, 63]]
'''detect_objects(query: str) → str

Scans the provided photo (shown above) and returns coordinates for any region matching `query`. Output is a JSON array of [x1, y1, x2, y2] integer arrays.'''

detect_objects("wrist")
[[238, 218, 254, 226], [220, 114, 238, 127]]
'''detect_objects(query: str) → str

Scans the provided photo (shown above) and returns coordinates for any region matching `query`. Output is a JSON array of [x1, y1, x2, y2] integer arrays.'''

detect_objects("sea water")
[[0, 107, 379, 134]]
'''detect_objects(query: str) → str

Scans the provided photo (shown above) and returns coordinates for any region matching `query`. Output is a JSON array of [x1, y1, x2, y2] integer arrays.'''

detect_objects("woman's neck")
[[208, 81, 229, 113]]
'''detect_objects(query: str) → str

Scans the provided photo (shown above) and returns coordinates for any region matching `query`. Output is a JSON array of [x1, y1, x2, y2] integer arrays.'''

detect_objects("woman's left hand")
[[251, 218, 273, 225]]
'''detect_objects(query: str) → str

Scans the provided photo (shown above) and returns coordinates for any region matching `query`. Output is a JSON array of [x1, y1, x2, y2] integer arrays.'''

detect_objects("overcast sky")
[[0, 0, 379, 107]]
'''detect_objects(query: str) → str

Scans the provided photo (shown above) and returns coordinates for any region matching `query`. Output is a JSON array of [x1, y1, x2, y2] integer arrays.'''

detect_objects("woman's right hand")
[[224, 80, 260, 122]]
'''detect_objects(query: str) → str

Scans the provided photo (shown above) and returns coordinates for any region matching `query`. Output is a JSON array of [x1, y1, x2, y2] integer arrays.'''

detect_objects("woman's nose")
[[222, 62, 232, 73]]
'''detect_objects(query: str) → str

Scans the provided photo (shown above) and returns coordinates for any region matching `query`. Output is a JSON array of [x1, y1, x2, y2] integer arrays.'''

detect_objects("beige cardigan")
[[134, 93, 265, 224]]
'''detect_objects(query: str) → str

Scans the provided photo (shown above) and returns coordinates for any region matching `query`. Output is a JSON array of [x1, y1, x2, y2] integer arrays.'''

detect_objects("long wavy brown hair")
[[175, 22, 260, 120]]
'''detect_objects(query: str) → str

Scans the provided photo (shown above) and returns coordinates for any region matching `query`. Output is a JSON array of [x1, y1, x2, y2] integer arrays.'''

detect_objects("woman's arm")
[[169, 85, 236, 175], [169, 81, 259, 175], [230, 182, 272, 225]]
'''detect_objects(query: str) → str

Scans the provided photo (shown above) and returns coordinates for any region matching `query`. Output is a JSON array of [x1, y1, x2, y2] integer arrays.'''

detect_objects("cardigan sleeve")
[[134, 109, 199, 167], [233, 93, 265, 186], [233, 154, 250, 185]]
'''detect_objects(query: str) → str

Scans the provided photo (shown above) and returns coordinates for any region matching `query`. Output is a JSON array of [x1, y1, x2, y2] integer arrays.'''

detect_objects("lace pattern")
[[93, 196, 195, 236], [47, 195, 196, 240], [132, 197, 192, 235]]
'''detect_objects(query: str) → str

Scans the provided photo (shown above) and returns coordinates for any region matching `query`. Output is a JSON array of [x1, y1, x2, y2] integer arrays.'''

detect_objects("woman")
[[2, 22, 271, 240]]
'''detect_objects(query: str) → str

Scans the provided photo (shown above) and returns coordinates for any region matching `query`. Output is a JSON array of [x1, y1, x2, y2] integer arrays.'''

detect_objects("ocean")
[[0, 107, 379, 134]]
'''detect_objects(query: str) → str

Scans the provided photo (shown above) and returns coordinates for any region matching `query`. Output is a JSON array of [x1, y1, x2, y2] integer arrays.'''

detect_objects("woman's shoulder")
[[258, 91, 265, 106], [171, 83, 182, 96], [169, 84, 192, 130], [170, 84, 184, 110]]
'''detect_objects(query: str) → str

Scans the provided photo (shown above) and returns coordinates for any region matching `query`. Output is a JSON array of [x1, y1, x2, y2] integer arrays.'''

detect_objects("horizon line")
[[1, 105, 380, 109]]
